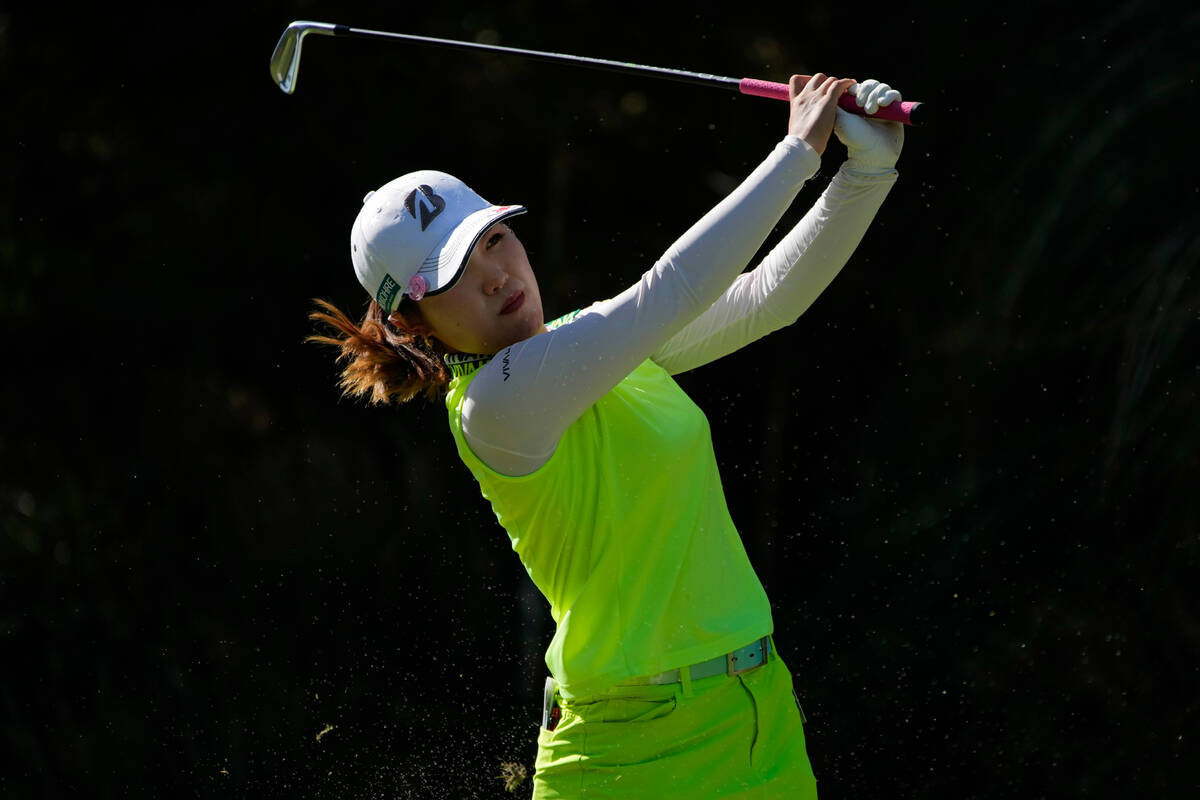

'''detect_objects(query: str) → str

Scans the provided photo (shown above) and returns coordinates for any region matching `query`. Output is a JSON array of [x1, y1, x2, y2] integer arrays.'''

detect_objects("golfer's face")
[[416, 222, 545, 355]]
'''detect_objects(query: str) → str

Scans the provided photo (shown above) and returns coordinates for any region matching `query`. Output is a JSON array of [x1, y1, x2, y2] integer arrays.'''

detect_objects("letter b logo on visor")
[[404, 185, 445, 231]]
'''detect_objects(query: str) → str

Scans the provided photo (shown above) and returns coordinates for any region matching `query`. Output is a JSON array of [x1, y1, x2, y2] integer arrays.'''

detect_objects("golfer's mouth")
[[500, 291, 525, 315]]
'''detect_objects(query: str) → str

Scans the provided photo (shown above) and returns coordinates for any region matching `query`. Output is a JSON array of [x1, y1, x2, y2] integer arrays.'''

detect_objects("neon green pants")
[[533, 653, 817, 798]]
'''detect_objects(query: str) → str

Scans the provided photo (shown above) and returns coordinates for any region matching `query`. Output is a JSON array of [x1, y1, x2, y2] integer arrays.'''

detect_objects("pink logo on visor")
[[406, 275, 428, 301]]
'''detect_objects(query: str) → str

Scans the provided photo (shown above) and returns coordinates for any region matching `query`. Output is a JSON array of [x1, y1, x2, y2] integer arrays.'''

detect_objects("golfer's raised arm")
[[460, 136, 821, 475], [652, 145, 902, 372], [651, 83, 905, 374]]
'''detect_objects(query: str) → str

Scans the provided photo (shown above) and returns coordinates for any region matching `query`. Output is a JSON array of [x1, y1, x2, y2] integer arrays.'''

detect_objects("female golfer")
[[311, 73, 904, 797]]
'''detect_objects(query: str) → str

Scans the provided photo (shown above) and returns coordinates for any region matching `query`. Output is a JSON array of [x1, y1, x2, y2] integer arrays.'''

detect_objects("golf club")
[[269, 20, 925, 125]]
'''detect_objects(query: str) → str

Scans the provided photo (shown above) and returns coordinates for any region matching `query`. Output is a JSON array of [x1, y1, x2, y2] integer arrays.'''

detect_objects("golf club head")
[[269, 21, 337, 94]]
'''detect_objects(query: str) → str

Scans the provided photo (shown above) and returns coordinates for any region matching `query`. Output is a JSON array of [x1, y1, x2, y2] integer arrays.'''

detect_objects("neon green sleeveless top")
[[445, 316, 773, 699]]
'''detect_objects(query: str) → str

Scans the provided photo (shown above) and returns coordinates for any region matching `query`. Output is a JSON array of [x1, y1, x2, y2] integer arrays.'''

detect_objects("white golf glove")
[[851, 78, 901, 115], [834, 79, 904, 173]]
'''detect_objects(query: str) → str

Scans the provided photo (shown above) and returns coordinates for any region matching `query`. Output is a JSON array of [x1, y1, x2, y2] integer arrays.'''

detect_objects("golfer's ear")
[[388, 310, 433, 337]]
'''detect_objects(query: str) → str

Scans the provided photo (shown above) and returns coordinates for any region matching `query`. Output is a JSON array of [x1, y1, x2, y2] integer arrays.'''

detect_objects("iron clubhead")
[[269, 21, 337, 94]]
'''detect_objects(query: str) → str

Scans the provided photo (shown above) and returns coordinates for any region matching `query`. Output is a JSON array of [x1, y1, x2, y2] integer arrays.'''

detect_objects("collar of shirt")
[[444, 351, 493, 380]]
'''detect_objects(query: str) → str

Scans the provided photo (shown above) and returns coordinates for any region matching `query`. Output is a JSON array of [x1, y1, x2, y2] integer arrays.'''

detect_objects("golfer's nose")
[[483, 266, 509, 296]]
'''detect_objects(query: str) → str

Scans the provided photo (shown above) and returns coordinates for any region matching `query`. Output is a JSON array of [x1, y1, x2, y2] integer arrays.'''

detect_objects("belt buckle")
[[726, 638, 768, 676]]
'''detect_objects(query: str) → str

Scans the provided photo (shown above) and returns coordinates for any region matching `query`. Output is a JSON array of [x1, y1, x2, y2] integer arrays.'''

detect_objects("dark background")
[[3, 1, 1197, 797]]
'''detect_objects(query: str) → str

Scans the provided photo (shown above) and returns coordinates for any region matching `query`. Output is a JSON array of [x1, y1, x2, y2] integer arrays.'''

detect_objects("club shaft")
[[334, 25, 743, 91], [284, 22, 923, 125]]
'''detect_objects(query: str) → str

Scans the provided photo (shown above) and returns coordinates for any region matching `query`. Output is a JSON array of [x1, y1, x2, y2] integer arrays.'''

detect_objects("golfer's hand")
[[834, 79, 904, 172], [788, 73, 856, 156]]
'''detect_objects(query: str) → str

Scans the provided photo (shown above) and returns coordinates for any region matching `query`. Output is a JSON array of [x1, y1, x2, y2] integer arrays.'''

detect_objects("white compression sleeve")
[[461, 137, 821, 477], [649, 161, 897, 374]]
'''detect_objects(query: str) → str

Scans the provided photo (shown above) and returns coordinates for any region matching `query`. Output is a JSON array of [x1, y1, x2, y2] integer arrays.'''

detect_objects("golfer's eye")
[[486, 229, 506, 249]]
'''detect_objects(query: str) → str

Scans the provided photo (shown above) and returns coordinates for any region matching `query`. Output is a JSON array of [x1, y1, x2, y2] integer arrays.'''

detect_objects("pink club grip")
[[738, 78, 920, 125]]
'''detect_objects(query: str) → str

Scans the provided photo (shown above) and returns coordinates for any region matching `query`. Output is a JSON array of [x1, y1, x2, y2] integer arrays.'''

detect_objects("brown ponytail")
[[307, 298, 451, 404]]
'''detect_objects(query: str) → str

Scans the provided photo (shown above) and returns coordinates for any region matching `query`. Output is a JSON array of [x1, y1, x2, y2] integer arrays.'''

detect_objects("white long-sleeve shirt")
[[457, 135, 898, 477]]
